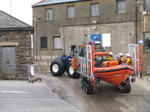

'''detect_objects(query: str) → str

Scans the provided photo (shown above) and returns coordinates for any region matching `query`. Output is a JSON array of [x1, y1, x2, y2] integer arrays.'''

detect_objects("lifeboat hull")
[[94, 65, 134, 85]]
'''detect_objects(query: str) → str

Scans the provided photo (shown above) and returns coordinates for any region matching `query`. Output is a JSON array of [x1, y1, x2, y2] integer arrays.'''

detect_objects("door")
[[2, 47, 16, 73]]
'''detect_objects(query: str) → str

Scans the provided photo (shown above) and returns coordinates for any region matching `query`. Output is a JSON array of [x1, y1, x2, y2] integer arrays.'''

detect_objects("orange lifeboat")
[[94, 61, 134, 85]]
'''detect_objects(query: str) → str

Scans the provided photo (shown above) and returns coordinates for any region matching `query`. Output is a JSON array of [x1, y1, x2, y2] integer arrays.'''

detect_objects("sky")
[[0, 0, 41, 26]]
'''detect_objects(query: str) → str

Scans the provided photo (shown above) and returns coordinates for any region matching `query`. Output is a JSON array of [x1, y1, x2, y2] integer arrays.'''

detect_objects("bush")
[[0, 73, 6, 80]]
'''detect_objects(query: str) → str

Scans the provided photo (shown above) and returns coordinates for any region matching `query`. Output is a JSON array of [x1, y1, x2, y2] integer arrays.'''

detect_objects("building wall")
[[0, 30, 32, 73], [64, 22, 135, 55], [33, 0, 137, 26], [33, 0, 150, 76], [141, 13, 150, 75], [143, 52, 150, 75], [33, 21, 64, 72]]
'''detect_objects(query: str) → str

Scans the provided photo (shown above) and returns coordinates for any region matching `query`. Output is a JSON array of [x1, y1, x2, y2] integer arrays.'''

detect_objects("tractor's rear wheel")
[[50, 59, 65, 76], [67, 63, 80, 78]]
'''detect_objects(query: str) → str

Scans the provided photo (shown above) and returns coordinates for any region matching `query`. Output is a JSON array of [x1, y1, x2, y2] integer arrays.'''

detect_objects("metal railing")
[[6, 64, 40, 81], [28, 64, 41, 82]]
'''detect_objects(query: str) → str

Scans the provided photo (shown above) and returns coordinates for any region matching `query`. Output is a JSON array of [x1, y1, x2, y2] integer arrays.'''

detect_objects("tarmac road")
[[0, 80, 80, 112], [42, 73, 150, 112]]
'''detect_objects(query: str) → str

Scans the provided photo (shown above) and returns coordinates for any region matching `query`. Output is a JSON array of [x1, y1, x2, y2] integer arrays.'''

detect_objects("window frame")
[[45, 8, 53, 21], [144, 32, 150, 51], [145, 0, 150, 11], [116, 0, 126, 14], [67, 5, 75, 19], [40, 36, 47, 49], [53, 36, 62, 49], [90, 3, 100, 17]]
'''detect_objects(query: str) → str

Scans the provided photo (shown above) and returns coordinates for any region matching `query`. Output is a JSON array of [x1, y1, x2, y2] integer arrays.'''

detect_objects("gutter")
[[32, 0, 92, 7], [0, 27, 34, 32]]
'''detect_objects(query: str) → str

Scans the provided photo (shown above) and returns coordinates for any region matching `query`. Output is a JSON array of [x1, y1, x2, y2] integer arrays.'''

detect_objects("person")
[[95, 55, 105, 67], [117, 53, 125, 64], [106, 52, 113, 61], [125, 53, 132, 65]]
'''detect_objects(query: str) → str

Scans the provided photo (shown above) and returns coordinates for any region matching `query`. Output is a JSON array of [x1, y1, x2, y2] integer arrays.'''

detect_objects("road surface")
[[41, 73, 150, 112]]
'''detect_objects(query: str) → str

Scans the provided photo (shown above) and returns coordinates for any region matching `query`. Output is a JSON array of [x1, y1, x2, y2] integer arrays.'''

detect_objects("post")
[[138, 44, 142, 78]]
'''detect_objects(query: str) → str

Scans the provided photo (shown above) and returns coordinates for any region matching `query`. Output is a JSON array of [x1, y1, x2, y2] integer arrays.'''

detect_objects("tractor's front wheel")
[[67, 63, 80, 78], [50, 59, 65, 76]]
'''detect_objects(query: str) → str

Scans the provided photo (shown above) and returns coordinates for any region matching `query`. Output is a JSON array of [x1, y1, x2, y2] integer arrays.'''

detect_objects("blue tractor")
[[50, 45, 80, 78]]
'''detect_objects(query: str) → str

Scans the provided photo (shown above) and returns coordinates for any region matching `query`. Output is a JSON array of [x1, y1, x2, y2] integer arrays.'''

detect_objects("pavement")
[[0, 75, 150, 112], [0, 80, 81, 112]]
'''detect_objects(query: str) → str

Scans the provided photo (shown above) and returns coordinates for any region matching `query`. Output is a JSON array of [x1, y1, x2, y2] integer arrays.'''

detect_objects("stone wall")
[[0, 30, 32, 73]]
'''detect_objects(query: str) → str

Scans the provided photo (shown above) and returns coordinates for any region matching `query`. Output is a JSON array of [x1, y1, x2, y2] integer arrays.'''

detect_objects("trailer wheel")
[[81, 78, 93, 94], [124, 78, 131, 93], [67, 63, 80, 78], [50, 59, 65, 76], [85, 82, 93, 95], [81, 78, 86, 89]]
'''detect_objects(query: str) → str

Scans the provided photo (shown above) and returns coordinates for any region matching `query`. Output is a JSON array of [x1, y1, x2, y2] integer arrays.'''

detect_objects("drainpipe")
[[135, 0, 138, 44], [63, 27, 66, 55]]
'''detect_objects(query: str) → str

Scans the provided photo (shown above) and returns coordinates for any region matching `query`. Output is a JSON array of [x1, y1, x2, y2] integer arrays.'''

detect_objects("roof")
[[0, 10, 33, 31], [32, 0, 84, 7]]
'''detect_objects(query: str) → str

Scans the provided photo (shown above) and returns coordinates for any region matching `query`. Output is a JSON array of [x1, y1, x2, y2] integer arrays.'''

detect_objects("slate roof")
[[33, 0, 84, 7], [0, 10, 33, 31]]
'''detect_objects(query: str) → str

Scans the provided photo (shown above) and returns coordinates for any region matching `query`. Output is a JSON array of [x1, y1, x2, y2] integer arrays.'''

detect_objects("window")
[[145, 0, 150, 10], [67, 6, 75, 18], [144, 33, 150, 51], [91, 3, 100, 16], [79, 47, 86, 57], [46, 8, 53, 20], [40, 37, 47, 49], [116, 0, 126, 14], [53, 36, 62, 49]]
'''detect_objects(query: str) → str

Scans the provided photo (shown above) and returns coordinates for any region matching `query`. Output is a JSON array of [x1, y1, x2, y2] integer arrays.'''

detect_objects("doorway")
[[2, 46, 16, 73]]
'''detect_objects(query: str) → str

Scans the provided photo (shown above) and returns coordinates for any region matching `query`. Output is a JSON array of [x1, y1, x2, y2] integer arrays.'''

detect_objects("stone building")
[[0, 10, 33, 77], [32, 0, 150, 76]]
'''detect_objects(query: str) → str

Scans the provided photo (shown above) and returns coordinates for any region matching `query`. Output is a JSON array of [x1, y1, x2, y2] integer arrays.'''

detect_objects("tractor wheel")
[[124, 78, 131, 93], [50, 59, 65, 76], [67, 63, 80, 78]]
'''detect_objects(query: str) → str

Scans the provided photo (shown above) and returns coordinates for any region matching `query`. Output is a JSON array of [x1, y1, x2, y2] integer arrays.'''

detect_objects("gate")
[[6, 64, 40, 80]]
